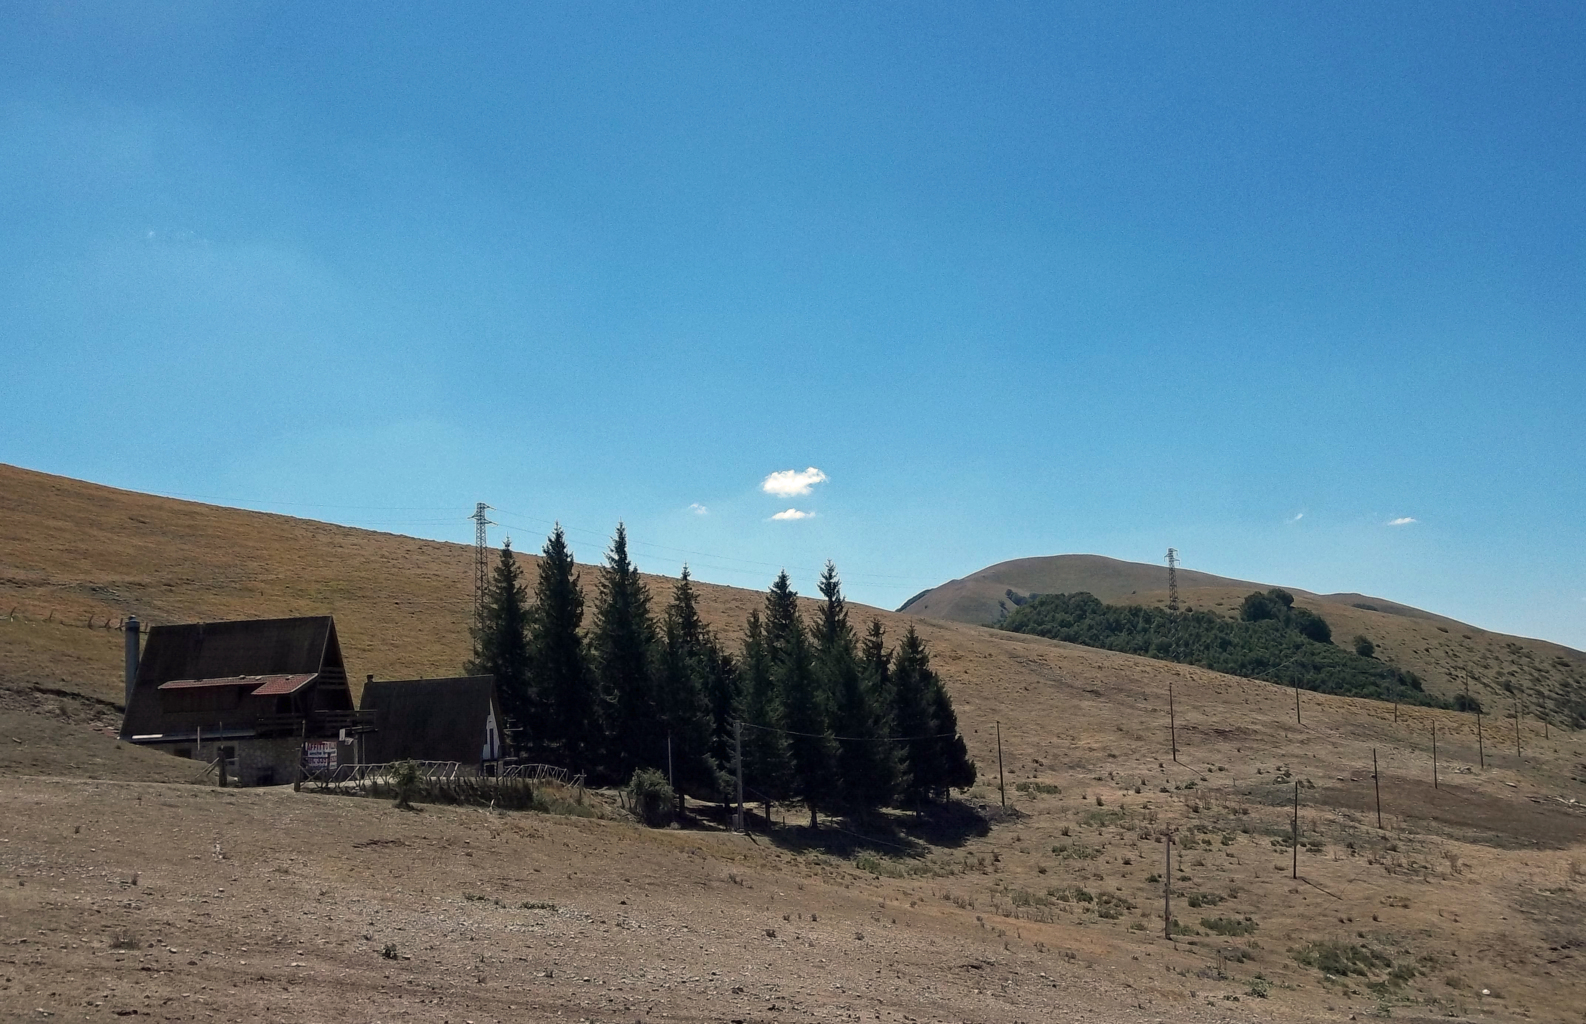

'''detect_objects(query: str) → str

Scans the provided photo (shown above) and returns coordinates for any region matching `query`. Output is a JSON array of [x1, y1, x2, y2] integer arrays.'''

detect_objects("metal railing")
[[304, 760, 584, 792]]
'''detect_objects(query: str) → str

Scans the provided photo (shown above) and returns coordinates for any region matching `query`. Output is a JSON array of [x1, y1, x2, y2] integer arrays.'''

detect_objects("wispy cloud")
[[761, 467, 827, 497], [687, 503, 708, 515], [1288, 512, 1305, 523], [771, 508, 814, 521], [1387, 517, 1418, 527]]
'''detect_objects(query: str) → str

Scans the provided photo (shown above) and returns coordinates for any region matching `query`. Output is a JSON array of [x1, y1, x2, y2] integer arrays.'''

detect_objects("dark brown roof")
[[135, 617, 336, 683], [358, 676, 502, 765], [121, 616, 350, 739]]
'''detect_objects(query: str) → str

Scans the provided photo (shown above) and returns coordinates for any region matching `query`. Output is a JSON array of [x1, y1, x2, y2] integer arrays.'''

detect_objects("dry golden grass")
[[3, 462, 1586, 1022]]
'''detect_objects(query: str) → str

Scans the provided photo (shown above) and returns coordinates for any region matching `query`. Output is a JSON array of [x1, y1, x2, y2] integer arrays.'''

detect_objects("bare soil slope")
[[901, 554, 1586, 724], [3, 464, 1586, 1023]]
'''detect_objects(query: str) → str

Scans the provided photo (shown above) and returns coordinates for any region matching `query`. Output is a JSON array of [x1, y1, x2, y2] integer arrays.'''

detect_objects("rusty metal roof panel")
[[248, 673, 319, 696], [155, 673, 316, 692]]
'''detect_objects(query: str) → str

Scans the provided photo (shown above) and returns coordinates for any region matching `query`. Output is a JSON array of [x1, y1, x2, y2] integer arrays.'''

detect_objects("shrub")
[[1201, 916, 1257, 936], [1292, 940, 1393, 978], [391, 760, 420, 810], [1353, 635, 1375, 658], [628, 768, 675, 827]]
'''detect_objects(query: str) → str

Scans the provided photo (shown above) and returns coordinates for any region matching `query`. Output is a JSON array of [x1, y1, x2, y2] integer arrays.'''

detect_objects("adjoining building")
[[119, 615, 360, 785], [357, 676, 505, 767]]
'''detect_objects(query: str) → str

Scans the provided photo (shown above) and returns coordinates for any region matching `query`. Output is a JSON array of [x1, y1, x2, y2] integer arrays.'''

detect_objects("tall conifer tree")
[[817, 564, 895, 812], [738, 610, 791, 821], [529, 525, 598, 773], [766, 572, 837, 826], [891, 625, 975, 804], [657, 567, 724, 811], [466, 540, 532, 749], [592, 524, 659, 783]]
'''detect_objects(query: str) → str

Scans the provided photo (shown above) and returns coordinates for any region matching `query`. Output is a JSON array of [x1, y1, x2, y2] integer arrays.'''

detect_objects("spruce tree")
[[528, 525, 598, 774], [657, 567, 724, 812], [466, 540, 533, 748], [891, 625, 975, 804], [592, 524, 660, 783], [816, 564, 895, 813], [767, 573, 837, 827], [738, 610, 791, 821], [890, 625, 937, 808], [927, 677, 976, 793]]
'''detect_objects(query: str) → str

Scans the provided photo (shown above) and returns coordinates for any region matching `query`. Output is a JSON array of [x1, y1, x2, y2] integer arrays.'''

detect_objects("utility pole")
[[1372, 748, 1382, 830], [1291, 782, 1300, 880], [1165, 548, 1180, 612], [1514, 701, 1522, 761], [733, 719, 744, 833], [996, 721, 1006, 808], [1163, 830, 1174, 940], [1168, 677, 1179, 763], [1466, 678, 1484, 769], [470, 502, 493, 660]]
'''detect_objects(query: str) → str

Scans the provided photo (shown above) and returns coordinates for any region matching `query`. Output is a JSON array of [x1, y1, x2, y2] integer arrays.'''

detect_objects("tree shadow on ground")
[[690, 798, 996, 859]]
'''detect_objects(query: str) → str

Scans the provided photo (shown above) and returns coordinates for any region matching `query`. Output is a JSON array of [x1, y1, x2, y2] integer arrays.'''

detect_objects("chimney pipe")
[[124, 616, 141, 708]]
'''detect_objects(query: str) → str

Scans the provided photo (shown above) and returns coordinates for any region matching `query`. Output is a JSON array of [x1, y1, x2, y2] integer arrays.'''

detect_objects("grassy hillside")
[[4, 463, 1586, 1021], [903, 553, 1586, 727]]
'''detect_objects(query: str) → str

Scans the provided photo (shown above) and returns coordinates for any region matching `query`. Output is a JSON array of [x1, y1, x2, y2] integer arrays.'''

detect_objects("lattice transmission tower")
[[1166, 547, 1180, 612], [471, 502, 494, 656]]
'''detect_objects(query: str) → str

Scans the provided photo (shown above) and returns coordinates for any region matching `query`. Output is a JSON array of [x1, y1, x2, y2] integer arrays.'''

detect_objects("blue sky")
[[2, 3, 1582, 648]]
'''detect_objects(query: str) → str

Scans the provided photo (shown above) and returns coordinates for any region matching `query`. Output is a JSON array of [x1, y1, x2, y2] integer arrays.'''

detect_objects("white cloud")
[[771, 508, 814, 521], [761, 467, 827, 497], [688, 503, 708, 515], [1289, 512, 1305, 523], [1387, 517, 1418, 527]]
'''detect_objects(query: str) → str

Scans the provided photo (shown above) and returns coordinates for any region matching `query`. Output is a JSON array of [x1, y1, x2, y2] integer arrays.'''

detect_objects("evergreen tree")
[[891, 626, 975, 804], [767, 573, 837, 827], [890, 625, 938, 808], [465, 540, 533, 749], [926, 678, 976, 794], [701, 636, 741, 787], [763, 570, 801, 661], [657, 567, 724, 812], [816, 564, 895, 812], [738, 610, 791, 821], [528, 525, 598, 774], [591, 524, 659, 783]]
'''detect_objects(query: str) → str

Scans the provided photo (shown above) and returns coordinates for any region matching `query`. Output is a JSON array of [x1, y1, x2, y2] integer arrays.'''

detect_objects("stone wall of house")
[[141, 735, 329, 786], [235, 737, 310, 786]]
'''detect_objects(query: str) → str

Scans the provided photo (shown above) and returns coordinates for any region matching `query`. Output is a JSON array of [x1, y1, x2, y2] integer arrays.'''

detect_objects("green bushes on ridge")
[[1000, 590, 1444, 708]]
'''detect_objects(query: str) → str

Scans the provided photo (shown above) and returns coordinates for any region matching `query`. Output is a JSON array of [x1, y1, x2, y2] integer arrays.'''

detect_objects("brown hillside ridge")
[[903, 553, 1586, 724], [3, 462, 1586, 1023]]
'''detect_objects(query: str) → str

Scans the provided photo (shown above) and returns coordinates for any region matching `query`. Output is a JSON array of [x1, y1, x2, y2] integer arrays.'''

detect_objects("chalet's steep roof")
[[121, 616, 348, 738], [359, 676, 501, 765], [135, 617, 337, 684]]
